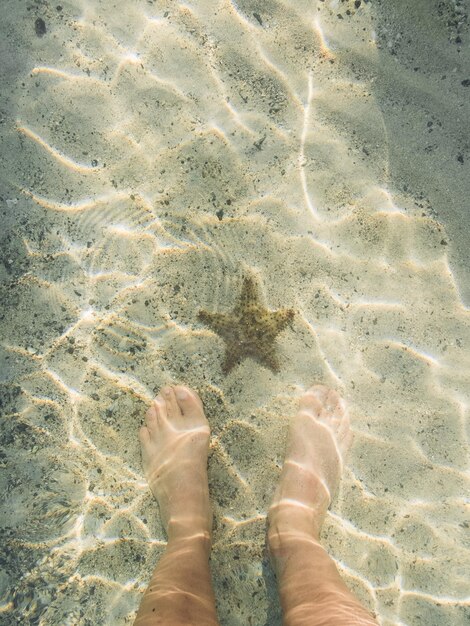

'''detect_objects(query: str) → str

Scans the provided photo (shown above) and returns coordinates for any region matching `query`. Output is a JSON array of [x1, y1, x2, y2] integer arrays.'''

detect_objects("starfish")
[[198, 274, 294, 374]]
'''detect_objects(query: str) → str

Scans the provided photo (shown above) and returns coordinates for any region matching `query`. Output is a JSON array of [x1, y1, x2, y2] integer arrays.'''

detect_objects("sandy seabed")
[[0, 0, 469, 624]]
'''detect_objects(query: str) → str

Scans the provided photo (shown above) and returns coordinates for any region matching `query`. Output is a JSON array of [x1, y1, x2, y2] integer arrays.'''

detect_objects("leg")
[[268, 385, 379, 626], [135, 385, 220, 626]]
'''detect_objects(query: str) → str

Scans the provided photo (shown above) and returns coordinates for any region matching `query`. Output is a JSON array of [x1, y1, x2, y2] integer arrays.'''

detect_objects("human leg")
[[134, 385, 219, 626], [268, 385, 378, 626]]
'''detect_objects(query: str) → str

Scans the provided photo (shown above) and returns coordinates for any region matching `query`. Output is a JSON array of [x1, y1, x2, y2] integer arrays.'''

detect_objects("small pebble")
[[35, 17, 46, 37]]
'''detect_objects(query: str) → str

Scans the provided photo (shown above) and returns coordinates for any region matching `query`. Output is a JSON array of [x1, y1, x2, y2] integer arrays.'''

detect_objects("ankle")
[[268, 501, 326, 545], [167, 517, 213, 546], [268, 520, 321, 550]]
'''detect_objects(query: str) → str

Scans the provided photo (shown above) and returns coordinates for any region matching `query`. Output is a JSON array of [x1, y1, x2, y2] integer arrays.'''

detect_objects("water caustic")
[[0, 0, 469, 624]]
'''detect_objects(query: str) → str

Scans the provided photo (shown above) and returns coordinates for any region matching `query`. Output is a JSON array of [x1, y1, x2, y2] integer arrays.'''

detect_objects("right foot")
[[139, 385, 212, 541], [268, 385, 352, 546]]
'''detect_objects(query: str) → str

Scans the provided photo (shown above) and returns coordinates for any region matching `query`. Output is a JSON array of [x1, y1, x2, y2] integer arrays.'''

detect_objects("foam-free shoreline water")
[[1, 1, 469, 624]]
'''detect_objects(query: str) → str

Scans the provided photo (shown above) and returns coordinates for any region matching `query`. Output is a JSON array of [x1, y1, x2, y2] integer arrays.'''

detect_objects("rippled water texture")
[[1, 0, 469, 624]]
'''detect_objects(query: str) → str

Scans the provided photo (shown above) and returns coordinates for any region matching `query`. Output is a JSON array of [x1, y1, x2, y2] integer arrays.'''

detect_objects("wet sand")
[[0, 1, 469, 624]]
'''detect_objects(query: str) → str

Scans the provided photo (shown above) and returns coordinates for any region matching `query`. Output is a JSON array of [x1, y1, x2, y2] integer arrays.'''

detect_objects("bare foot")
[[139, 385, 212, 542], [268, 385, 352, 546]]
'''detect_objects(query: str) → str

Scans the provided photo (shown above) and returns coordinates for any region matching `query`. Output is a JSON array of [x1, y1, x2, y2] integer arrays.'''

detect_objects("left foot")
[[139, 385, 212, 541]]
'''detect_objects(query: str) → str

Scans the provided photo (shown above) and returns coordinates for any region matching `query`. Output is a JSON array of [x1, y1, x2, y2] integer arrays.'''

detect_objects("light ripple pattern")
[[0, 1, 469, 625]]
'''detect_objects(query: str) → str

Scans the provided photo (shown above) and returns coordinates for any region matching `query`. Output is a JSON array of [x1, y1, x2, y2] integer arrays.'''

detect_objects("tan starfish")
[[198, 274, 294, 374]]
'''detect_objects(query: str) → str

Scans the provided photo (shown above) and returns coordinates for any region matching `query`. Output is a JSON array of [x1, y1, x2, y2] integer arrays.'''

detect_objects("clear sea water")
[[1, 1, 469, 624]]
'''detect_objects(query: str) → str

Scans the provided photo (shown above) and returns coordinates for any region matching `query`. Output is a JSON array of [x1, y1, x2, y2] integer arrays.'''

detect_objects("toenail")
[[162, 386, 171, 396], [176, 388, 187, 400]]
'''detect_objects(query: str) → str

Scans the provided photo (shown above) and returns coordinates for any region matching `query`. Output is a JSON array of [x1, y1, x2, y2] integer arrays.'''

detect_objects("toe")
[[308, 384, 330, 402], [161, 385, 182, 420], [146, 396, 166, 430], [174, 385, 205, 419], [145, 404, 158, 429], [304, 385, 341, 417], [325, 388, 342, 414], [299, 390, 323, 416], [139, 425, 151, 444], [338, 408, 352, 446]]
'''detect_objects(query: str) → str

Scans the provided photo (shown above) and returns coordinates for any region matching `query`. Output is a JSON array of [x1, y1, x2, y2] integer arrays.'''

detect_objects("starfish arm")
[[234, 276, 261, 314], [271, 308, 295, 333], [198, 310, 234, 336], [221, 349, 239, 374], [257, 345, 281, 372]]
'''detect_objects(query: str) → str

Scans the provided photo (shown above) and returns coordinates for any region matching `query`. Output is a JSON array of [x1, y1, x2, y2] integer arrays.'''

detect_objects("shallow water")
[[1, 1, 469, 624]]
